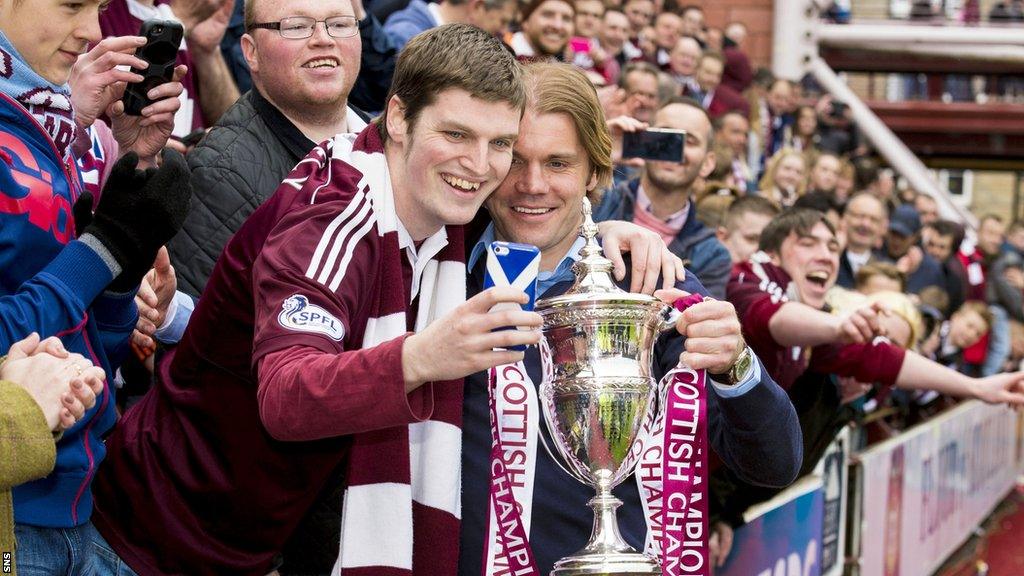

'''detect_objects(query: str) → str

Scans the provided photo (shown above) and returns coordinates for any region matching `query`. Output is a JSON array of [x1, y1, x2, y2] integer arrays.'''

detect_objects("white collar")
[[345, 107, 368, 133], [510, 32, 535, 58], [426, 2, 445, 26]]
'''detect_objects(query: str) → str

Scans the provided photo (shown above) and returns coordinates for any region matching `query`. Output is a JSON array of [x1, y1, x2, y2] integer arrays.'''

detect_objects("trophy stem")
[[550, 485, 661, 575], [585, 488, 632, 556]]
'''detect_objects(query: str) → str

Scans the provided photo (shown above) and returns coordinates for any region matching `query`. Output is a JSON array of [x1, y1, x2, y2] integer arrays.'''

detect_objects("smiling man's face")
[[486, 109, 597, 270], [243, 0, 362, 113], [773, 221, 840, 308]]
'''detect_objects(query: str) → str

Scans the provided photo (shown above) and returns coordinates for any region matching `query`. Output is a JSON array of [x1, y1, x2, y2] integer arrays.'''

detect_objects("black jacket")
[[168, 89, 369, 297]]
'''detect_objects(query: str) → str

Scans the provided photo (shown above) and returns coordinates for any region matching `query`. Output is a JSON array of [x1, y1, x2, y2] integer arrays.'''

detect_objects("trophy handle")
[[537, 337, 597, 486], [537, 415, 594, 486]]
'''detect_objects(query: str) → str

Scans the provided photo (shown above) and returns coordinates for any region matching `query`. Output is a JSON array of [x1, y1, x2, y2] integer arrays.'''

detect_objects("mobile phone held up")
[[483, 241, 540, 352], [622, 128, 687, 163], [121, 19, 183, 116]]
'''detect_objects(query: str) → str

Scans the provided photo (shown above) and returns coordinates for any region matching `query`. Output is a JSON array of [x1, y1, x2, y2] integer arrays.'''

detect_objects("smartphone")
[[622, 128, 686, 163], [121, 19, 183, 116], [570, 36, 592, 53], [483, 241, 540, 351]]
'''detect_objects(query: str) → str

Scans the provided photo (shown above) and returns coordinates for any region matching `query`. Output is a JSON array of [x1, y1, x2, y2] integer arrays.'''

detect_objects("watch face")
[[731, 347, 753, 383]]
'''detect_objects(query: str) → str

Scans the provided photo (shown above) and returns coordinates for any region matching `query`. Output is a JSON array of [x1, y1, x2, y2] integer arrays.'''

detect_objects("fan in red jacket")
[[729, 207, 1024, 402]]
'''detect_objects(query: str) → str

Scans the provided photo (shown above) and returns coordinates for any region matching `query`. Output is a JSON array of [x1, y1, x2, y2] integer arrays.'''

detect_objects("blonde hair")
[[826, 288, 924, 349], [523, 62, 613, 202], [867, 291, 924, 349], [855, 261, 906, 294], [757, 148, 807, 205]]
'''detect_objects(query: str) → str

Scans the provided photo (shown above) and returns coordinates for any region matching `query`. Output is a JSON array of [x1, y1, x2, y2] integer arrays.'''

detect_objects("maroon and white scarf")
[[0, 30, 78, 162], [325, 127, 467, 575]]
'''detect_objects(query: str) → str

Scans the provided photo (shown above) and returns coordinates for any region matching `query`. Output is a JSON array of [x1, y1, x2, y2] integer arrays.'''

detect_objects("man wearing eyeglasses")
[[167, 0, 370, 300]]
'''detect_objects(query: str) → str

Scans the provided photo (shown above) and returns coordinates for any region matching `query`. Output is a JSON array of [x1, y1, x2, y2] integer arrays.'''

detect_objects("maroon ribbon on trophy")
[[635, 294, 710, 576], [660, 294, 710, 575], [483, 364, 540, 575]]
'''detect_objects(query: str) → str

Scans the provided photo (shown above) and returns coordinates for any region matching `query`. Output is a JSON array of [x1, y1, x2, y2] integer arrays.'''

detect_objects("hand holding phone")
[[121, 19, 183, 116], [622, 128, 686, 163], [483, 241, 540, 351]]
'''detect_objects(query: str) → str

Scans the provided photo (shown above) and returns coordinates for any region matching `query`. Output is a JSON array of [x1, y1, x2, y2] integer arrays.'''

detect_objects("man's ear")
[[715, 225, 728, 242], [241, 34, 259, 74], [385, 95, 409, 145], [699, 149, 717, 179], [767, 250, 781, 266], [585, 169, 599, 193]]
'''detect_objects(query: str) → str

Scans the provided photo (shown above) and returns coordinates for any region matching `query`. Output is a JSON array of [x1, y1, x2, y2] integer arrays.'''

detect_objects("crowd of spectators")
[[2, 0, 1024, 574]]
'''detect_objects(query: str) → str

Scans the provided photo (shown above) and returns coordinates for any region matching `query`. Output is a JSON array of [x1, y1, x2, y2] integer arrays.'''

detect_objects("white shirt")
[[846, 249, 872, 275]]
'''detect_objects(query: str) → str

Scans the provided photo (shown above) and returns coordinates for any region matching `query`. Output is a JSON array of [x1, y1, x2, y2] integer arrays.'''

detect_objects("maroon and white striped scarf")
[[327, 126, 467, 576], [0, 30, 78, 162]]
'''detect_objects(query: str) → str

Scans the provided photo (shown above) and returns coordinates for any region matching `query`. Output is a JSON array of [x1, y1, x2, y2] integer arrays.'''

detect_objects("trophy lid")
[[535, 198, 663, 312]]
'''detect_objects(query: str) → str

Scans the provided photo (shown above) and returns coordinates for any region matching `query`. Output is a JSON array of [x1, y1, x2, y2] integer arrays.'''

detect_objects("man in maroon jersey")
[[730, 207, 1024, 400], [711, 208, 1024, 543], [91, 25, 534, 576]]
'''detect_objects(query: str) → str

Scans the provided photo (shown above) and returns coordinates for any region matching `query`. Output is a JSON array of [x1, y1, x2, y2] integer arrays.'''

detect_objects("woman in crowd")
[[758, 148, 807, 208], [788, 104, 821, 152]]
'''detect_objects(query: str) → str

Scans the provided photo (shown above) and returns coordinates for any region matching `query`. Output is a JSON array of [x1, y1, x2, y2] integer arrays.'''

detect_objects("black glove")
[[84, 150, 192, 292], [72, 191, 94, 237]]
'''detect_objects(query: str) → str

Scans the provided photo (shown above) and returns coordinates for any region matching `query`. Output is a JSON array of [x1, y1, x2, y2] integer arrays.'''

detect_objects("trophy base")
[[550, 551, 661, 576]]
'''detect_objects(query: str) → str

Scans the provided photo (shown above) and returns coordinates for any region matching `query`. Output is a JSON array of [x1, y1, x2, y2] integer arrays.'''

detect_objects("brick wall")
[[702, 0, 774, 68]]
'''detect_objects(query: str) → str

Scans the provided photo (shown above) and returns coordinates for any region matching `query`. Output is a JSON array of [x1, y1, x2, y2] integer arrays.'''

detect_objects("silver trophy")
[[534, 198, 681, 575]]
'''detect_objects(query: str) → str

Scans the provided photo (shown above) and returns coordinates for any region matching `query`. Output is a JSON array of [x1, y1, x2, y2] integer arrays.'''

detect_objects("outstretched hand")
[[973, 371, 1024, 406], [837, 301, 891, 345]]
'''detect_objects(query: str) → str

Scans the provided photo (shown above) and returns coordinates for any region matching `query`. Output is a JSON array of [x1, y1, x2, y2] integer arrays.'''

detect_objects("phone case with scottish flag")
[[483, 241, 541, 351]]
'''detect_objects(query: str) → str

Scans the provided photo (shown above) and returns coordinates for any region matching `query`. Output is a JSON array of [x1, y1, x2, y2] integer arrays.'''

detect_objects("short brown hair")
[[375, 24, 526, 143], [855, 261, 906, 293], [619, 60, 660, 90], [698, 50, 725, 68], [523, 63, 612, 202], [244, 0, 257, 30], [725, 195, 779, 230], [759, 208, 835, 254]]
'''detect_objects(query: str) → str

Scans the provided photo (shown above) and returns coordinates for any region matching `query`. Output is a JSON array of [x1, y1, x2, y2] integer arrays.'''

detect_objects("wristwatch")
[[713, 345, 755, 387]]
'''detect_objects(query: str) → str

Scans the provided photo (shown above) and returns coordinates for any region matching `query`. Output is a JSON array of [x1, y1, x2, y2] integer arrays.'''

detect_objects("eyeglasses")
[[249, 16, 359, 39]]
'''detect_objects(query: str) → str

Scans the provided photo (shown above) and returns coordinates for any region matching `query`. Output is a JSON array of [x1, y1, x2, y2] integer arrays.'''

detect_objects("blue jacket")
[[0, 93, 136, 527], [458, 248, 802, 576], [593, 179, 733, 298], [383, 0, 436, 49]]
